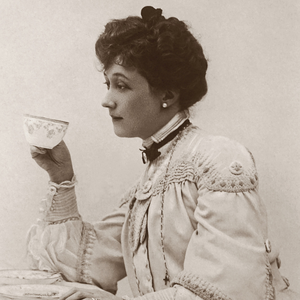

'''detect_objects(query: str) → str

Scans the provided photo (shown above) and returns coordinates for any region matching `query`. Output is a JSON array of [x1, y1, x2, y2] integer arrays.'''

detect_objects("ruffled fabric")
[[26, 220, 81, 281]]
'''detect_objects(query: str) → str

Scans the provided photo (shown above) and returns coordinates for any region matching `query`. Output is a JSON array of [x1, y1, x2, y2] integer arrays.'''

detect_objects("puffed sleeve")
[[170, 136, 273, 300], [26, 177, 138, 294]]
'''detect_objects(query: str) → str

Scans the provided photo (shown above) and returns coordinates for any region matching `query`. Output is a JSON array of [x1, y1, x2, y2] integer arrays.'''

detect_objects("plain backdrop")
[[0, 0, 299, 295]]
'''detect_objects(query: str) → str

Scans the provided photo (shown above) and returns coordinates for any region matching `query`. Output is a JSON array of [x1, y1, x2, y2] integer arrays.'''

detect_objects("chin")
[[113, 128, 135, 138]]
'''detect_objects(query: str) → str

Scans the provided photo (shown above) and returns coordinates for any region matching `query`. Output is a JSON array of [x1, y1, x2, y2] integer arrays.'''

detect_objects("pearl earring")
[[162, 103, 168, 108]]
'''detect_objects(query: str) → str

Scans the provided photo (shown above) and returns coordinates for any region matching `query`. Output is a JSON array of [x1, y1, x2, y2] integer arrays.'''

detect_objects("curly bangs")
[[95, 14, 208, 110]]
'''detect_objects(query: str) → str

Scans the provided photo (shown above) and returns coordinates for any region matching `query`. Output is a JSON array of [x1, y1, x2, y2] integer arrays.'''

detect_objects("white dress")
[[27, 111, 299, 299]]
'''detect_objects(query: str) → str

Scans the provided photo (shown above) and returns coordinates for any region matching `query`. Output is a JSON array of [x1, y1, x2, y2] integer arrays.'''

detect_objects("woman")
[[27, 6, 298, 300]]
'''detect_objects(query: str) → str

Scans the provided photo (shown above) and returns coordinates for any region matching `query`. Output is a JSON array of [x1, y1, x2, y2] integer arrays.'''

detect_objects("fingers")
[[59, 288, 95, 300], [30, 145, 47, 157], [59, 287, 76, 300]]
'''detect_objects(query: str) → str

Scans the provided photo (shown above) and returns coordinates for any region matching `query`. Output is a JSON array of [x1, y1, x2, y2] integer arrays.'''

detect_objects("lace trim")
[[202, 165, 258, 193], [152, 152, 258, 195], [49, 175, 77, 189], [76, 222, 96, 284], [171, 271, 232, 300], [265, 253, 275, 300]]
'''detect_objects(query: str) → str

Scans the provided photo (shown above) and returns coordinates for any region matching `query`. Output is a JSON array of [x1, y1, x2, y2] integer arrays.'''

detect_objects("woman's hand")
[[30, 140, 74, 184], [59, 287, 123, 300]]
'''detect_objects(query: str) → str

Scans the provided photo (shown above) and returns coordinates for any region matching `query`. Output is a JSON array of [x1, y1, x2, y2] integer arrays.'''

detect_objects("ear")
[[161, 90, 180, 108]]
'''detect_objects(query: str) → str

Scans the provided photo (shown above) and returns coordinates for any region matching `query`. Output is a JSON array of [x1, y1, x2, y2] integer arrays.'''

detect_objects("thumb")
[[30, 145, 47, 158]]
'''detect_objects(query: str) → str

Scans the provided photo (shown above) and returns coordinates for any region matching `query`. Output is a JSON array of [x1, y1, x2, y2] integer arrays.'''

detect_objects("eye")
[[116, 82, 128, 90]]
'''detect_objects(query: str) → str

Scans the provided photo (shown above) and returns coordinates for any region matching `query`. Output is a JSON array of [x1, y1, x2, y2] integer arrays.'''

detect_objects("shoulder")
[[195, 133, 255, 167], [176, 126, 258, 193]]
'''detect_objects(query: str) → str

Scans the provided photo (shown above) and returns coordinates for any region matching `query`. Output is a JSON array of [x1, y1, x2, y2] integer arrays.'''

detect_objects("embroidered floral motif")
[[229, 161, 243, 175], [152, 153, 258, 195], [76, 222, 96, 284], [171, 271, 232, 300]]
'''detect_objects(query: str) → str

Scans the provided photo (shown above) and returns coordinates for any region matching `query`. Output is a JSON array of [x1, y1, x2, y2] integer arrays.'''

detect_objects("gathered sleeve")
[[26, 177, 137, 294], [168, 136, 273, 299]]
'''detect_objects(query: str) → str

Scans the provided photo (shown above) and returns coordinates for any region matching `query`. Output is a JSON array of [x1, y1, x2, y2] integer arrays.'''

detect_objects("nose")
[[101, 91, 116, 109]]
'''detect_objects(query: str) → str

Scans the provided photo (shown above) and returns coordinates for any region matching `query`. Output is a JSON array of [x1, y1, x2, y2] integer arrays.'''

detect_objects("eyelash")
[[103, 81, 128, 91]]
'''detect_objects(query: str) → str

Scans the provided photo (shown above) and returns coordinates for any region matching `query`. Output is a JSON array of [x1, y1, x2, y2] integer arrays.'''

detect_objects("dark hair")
[[95, 7, 208, 110]]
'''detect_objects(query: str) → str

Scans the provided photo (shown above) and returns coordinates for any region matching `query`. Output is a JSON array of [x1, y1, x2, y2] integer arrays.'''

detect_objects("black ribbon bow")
[[140, 145, 161, 164], [140, 119, 191, 164]]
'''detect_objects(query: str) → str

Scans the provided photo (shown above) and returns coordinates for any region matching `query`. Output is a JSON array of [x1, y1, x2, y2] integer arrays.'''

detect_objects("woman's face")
[[102, 63, 166, 139]]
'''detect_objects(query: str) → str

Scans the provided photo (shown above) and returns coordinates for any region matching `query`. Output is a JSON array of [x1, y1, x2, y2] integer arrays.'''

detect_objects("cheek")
[[124, 91, 160, 123], [138, 93, 160, 114], [125, 94, 146, 115]]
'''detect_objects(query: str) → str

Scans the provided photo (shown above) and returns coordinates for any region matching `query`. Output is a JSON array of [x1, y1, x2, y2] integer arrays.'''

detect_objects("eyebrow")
[[103, 72, 129, 80]]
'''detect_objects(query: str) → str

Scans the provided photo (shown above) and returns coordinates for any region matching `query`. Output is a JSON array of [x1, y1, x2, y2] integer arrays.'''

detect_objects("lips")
[[110, 115, 123, 120]]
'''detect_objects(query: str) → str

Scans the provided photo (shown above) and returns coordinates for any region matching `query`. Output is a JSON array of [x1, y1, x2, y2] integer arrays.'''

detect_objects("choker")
[[140, 119, 191, 164]]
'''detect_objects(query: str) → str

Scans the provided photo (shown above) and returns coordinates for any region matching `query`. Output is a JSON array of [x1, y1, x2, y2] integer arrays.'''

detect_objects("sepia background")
[[0, 0, 299, 295]]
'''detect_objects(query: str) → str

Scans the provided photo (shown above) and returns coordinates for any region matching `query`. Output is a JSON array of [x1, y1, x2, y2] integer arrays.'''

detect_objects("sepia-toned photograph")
[[0, 1, 299, 299]]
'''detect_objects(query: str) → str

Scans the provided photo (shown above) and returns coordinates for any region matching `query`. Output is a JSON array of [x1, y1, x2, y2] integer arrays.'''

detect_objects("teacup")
[[23, 114, 69, 149]]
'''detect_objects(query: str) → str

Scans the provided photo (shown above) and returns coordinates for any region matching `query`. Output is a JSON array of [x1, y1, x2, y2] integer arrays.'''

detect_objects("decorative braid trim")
[[48, 216, 81, 225], [265, 253, 275, 300], [192, 151, 258, 193], [171, 271, 232, 300], [152, 151, 258, 195], [76, 222, 96, 284]]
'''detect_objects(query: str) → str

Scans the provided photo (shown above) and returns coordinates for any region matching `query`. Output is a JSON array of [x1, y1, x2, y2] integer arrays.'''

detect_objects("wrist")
[[49, 168, 74, 184]]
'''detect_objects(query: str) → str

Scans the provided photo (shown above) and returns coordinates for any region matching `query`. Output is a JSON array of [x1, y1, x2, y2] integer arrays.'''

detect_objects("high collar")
[[142, 110, 190, 149]]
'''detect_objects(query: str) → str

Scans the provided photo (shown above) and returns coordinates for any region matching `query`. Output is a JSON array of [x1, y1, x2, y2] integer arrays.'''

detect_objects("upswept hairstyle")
[[95, 6, 208, 110]]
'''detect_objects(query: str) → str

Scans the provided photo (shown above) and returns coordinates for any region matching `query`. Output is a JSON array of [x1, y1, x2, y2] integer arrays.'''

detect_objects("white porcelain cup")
[[23, 114, 69, 149]]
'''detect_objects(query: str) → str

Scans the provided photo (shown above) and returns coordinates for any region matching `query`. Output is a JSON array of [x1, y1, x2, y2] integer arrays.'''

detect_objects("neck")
[[142, 109, 189, 149], [141, 107, 180, 140]]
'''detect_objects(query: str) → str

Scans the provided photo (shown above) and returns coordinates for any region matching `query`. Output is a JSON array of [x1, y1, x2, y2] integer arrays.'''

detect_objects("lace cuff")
[[39, 175, 81, 223], [48, 175, 78, 189]]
